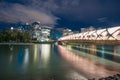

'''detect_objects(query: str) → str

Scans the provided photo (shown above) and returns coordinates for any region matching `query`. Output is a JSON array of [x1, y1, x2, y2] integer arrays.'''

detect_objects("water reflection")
[[9, 54, 13, 63], [72, 44, 120, 63], [88, 44, 97, 55], [0, 44, 120, 80], [17, 47, 24, 66], [23, 48, 29, 69], [101, 46, 105, 58], [115, 45, 120, 55], [9, 46, 14, 64], [58, 45, 120, 79], [0, 44, 52, 74], [33, 44, 51, 66], [41, 44, 51, 65], [33, 45, 39, 63]]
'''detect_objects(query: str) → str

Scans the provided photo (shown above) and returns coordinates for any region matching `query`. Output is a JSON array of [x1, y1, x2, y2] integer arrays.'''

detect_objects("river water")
[[0, 43, 120, 80]]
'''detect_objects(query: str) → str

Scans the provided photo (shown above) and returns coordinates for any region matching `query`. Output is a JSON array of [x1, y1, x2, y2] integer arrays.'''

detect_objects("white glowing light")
[[11, 27, 14, 30]]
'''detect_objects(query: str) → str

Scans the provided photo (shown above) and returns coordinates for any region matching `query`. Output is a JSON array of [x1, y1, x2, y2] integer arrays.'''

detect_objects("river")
[[0, 43, 120, 80]]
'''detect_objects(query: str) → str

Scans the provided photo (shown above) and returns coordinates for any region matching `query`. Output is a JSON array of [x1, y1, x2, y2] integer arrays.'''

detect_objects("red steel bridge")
[[58, 26, 120, 45]]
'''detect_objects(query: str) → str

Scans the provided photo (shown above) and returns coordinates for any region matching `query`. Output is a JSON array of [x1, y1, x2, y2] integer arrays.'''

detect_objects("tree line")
[[0, 29, 32, 42]]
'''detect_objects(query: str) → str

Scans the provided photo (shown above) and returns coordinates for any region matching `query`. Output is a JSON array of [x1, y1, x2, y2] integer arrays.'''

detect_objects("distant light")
[[41, 39, 44, 42], [26, 23, 29, 25], [37, 21, 40, 24], [39, 27, 41, 30], [11, 27, 14, 30], [46, 39, 49, 41], [68, 29, 71, 31]]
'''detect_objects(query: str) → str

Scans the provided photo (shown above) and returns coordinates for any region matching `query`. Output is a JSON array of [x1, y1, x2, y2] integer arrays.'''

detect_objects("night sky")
[[0, 0, 120, 30]]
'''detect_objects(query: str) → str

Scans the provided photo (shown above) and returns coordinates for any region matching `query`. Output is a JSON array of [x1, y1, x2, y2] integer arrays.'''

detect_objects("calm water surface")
[[0, 43, 120, 80]]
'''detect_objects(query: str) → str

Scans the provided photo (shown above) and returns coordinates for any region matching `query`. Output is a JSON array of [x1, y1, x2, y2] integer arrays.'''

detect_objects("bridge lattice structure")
[[58, 26, 120, 44]]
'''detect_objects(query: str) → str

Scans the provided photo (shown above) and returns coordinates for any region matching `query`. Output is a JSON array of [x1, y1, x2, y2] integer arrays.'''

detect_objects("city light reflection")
[[58, 45, 120, 79], [88, 44, 97, 55], [22, 48, 29, 69], [41, 44, 51, 65], [9, 46, 14, 64], [74, 45, 120, 57], [113, 46, 120, 62], [34, 45, 38, 63], [9, 54, 13, 64], [24, 48, 29, 64]]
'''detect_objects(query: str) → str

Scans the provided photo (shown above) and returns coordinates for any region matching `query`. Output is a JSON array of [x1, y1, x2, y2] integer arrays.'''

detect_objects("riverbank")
[[0, 43, 35, 45], [0, 41, 56, 45], [89, 74, 120, 80]]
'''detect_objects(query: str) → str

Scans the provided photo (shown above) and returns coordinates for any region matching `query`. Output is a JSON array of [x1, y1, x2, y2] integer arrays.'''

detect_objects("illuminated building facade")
[[39, 26, 51, 42], [62, 29, 73, 36], [31, 22, 51, 42], [32, 21, 41, 40]]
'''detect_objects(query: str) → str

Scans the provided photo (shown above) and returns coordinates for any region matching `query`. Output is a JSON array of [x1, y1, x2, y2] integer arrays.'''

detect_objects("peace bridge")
[[58, 26, 120, 45]]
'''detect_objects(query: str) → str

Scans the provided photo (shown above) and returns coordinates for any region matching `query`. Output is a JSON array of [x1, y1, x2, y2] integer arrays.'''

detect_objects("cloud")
[[0, 0, 120, 27], [0, 2, 58, 27], [97, 17, 107, 23], [26, 0, 120, 22]]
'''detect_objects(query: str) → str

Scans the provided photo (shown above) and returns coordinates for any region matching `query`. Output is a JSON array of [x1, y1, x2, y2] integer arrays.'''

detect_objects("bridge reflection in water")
[[58, 45, 120, 79]]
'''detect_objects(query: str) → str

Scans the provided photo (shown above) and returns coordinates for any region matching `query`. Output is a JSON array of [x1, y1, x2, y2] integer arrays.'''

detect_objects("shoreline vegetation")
[[0, 29, 56, 44], [0, 41, 55, 45], [0, 29, 32, 43], [0, 43, 35, 45]]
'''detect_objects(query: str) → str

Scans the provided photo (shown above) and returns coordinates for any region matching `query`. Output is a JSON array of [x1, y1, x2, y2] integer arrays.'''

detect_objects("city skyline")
[[0, 0, 120, 30], [0, 1, 120, 79]]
